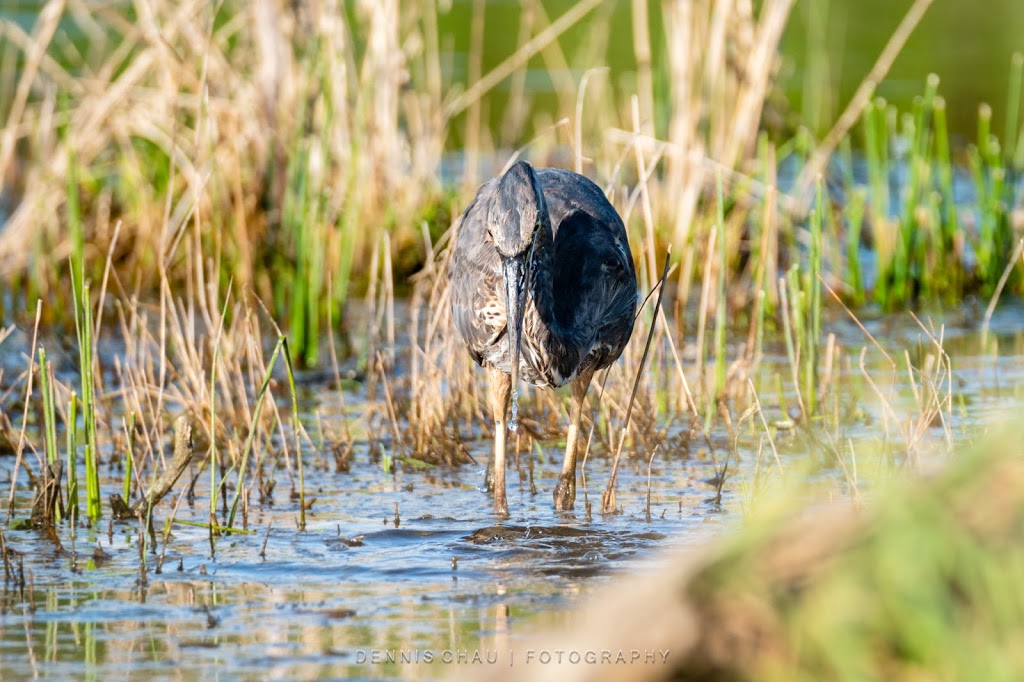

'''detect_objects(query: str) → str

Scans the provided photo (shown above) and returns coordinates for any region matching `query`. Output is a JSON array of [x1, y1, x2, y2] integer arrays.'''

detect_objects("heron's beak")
[[502, 255, 527, 430]]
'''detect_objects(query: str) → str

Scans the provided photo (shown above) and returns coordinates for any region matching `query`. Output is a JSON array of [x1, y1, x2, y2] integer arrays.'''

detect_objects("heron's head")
[[487, 160, 548, 429], [488, 160, 548, 259]]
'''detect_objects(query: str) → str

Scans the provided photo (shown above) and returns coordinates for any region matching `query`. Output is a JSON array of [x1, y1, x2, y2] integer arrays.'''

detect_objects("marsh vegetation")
[[0, 0, 1023, 678]]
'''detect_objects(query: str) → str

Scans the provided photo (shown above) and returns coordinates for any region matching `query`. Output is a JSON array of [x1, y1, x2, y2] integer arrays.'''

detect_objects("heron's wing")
[[550, 210, 637, 356], [535, 168, 625, 236], [538, 168, 638, 368], [448, 179, 507, 366]]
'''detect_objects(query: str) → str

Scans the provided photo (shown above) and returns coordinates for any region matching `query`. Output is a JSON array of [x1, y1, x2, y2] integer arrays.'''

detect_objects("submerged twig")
[[644, 446, 658, 522], [112, 417, 194, 520], [602, 246, 671, 514], [0, 526, 11, 580], [259, 521, 272, 559]]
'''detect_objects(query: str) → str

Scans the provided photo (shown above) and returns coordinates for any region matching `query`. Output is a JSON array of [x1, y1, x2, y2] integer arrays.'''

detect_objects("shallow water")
[[0, 432, 725, 680], [1, 304, 1023, 680]]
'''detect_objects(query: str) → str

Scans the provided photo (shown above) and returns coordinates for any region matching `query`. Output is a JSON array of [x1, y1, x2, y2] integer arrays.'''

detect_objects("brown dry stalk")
[[5, 300, 43, 524], [720, 0, 795, 169], [602, 248, 672, 514], [981, 238, 1024, 344], [0, 0, 65, 182]]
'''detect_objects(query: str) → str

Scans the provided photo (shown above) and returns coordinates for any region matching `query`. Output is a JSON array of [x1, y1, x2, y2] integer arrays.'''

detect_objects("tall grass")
[[0, 0, 798, 331], [1, 0, 448, 350], [226, 336, 284, 531], [0, 0, 1019, 536], [1, 1, 1020, 339]]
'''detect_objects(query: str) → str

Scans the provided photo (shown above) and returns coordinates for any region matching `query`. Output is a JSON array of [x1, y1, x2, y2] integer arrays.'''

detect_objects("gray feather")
[[449, 163, 638, 388]]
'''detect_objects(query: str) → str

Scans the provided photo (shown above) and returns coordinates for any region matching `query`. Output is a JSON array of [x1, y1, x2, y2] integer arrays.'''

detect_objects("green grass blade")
[[226, 338, 285, 530], [280, 337, 306, 532]]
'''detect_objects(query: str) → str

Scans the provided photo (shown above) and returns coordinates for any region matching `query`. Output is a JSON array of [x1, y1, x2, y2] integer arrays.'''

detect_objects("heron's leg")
[[487, 366, 512, 516], [553, 366, 595, 511]]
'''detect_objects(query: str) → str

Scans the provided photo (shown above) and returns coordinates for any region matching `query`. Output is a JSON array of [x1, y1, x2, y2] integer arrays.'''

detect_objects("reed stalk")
[[66, 392, 78, 520], [226, 337, 284, 530], [713, 174, 727, 404], [38, 348, 58, 466], [280, 337, 306, 531], [71, 278, 101, 524]]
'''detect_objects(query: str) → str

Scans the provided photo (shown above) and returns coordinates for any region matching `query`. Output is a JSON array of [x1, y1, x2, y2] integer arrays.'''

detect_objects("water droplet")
[[509, 391, 519, 432]]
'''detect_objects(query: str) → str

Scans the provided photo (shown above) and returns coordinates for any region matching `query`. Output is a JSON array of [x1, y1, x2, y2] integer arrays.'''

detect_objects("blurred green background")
[[4, 0, 1019, 143], [431, 0, 1024, 145], [781, 0, 1024, 139]]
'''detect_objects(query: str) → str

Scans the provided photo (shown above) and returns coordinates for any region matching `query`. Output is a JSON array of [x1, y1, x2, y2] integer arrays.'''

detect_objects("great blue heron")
[[449, 161, 637, 515]]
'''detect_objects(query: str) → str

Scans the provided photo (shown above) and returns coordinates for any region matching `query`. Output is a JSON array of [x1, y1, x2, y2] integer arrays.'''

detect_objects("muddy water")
[[1, 306, 1023, 680]]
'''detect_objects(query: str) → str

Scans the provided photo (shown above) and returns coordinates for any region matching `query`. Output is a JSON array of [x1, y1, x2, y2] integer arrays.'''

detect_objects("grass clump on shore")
[[685, 430, 1024, 680], [492, 424, 1024, 682]]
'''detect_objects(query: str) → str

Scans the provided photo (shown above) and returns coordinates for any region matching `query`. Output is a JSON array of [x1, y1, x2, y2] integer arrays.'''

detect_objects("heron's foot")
[[484, 460, 495, 492], [553, 473, 576, 511]]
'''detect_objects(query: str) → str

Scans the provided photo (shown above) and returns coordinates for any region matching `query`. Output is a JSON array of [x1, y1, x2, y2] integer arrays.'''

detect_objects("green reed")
[[221, 334, 304, 532], [67, 197, 83, 301], [226, 337, 285, 530], [844, 188, 866, 306], [932, 96, 960, 288], [282, 138, 317, 368], [38, 348, 58, 467], [861, 95, 891, 234], [208, 291, 232, 528], [66, 392, 78, 520], [806, 182, 823, 415], [776, 182, 824, 417], [847, 67, 1022, 310], [71, 279, 101, 523], [123, 412, 135, 503], [968, 103, 1012, 290], [278, 35, 369, 369], [1005, 53, 1023, 165], [39, 347, 62, 524], [280, 337, 306, 532]]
